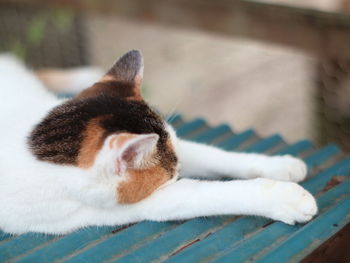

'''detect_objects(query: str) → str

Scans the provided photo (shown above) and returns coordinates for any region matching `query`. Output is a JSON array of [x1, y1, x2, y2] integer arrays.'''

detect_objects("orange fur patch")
[[77, 117, 106, 169], [76, 75, 142, 101], [117, 166, 170, 204], [166, 138, 174, 152], [76, 84, 107, 99], [101, 75, 115, 82]]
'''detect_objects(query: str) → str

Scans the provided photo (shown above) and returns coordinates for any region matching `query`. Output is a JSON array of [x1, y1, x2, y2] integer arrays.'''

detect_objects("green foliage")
[[4, 8, 74, 59], [9, 40, 26, 59], [27, 14, 47, 46], [53, 9, 74, 33]]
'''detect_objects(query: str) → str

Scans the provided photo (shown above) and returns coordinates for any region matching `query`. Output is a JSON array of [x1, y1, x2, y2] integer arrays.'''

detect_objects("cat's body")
[[0, 51, 317, 235]]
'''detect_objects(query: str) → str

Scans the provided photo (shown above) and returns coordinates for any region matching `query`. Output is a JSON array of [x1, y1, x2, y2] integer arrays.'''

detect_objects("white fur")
[[177, 140, 308, 182], [0, 55, 317, 234]]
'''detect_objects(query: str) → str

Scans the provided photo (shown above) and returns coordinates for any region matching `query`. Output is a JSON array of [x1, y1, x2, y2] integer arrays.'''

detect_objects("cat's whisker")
[[164, 96, 186, 123]]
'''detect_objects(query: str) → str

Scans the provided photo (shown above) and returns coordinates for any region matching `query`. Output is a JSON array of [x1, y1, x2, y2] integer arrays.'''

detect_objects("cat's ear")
[[102, 50, 143, 100], [77, 50, 143, 100], [107, 50, 143, 88], [110, 133, 159, 173]]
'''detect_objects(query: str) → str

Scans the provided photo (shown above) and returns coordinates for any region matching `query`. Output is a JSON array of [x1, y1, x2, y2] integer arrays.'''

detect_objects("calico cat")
[[0, 50, 317, 234]]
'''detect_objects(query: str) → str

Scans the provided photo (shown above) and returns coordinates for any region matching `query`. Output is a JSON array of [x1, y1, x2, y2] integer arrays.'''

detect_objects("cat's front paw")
[[263, 155, 308, 183], [262, 179, 317, 225]]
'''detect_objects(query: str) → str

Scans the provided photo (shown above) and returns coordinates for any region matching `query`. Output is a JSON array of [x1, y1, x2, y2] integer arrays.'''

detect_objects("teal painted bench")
[[1, 114, 350, 262]]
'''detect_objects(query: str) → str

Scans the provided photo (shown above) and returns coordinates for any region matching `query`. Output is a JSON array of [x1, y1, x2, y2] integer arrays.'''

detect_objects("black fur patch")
[[28, 95, 177, 173]]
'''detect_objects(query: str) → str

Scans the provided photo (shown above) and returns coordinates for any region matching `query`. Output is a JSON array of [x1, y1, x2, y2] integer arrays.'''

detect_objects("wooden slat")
[[13, 227, 117, 263], [0, 232, 13, 243], [61, 222, 177, 263], [276, 140, 314, 156], [166, 114, 183, 126], [113, 217, 230, 263], [303, 144, 340, 170], [217, 129, 256, 150], [245, 134, 284, 153], [0, 234, 58, 262], [175, 118, 207, 138], [189, 124, 232, 143], [211, 182, 350, 263], [255, 181, 350, 263], [303, 157, 350, 193]]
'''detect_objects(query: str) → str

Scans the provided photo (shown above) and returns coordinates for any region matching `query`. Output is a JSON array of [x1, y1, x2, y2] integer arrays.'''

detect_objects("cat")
[[0, 50, 317, 235]]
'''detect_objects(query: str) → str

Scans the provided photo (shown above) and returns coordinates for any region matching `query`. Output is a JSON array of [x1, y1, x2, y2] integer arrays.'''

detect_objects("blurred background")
[[1, 0, 350, 150]]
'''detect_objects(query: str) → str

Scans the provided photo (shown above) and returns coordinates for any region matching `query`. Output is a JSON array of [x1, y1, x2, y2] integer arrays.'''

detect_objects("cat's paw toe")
[[270, 182, 317, 225], [268, 155, 308, 183]]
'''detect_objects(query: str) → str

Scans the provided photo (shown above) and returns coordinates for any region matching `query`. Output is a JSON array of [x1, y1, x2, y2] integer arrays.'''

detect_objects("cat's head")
[[28, 50, 179, 204]]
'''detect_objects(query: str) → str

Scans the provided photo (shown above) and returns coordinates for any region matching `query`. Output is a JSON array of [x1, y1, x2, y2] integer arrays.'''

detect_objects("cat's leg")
[[134, 178, 317, 225], [14, 178, 317, 234], [177, 139, 307, 182]]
